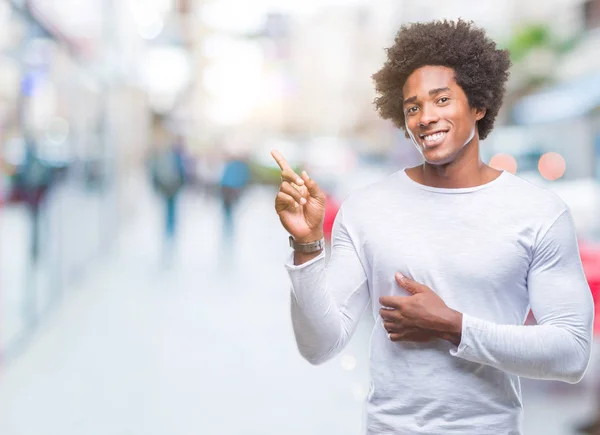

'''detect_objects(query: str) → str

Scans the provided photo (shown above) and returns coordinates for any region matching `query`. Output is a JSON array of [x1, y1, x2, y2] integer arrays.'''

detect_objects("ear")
[[474, 106, 486, 121]]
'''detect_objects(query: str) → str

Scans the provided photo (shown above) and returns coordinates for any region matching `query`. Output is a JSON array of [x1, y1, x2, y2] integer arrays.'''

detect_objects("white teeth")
[[424, 132, 446, 140]]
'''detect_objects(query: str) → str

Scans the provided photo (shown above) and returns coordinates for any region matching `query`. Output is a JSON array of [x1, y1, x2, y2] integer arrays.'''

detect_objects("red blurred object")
[[323, 193, 341, 242], [579, 240, 600, 334], [521, 241, 600, 329]]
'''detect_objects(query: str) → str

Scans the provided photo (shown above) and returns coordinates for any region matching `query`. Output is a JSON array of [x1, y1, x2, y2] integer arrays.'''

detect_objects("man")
[[271, 19, 594, 434]]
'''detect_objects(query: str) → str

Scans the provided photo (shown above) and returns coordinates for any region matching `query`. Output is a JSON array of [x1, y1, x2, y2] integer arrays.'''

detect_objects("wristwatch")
[[289, 235, 325, 253]]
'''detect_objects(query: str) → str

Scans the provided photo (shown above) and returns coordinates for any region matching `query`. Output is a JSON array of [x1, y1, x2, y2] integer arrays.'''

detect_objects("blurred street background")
[[0, 0, 600, 434]]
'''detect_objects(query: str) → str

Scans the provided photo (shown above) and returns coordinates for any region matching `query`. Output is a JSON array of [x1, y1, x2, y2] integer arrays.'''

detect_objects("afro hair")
[[372, 19, 511, 140]]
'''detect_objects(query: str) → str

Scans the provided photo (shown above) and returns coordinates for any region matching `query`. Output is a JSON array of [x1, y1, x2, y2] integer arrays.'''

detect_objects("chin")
[[421, 138, 470, 166], [422, 148, 458, 166]]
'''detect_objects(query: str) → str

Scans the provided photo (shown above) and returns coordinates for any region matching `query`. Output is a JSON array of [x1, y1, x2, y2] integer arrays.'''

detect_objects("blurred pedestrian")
[[271, 19, 593, 435], [12, 136, 53, 263], [219, 154, 250, 239], [150, 135, 186, 259]]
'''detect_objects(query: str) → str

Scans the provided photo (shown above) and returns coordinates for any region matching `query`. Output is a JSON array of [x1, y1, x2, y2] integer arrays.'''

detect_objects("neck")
[[412, 135, 499, 189]]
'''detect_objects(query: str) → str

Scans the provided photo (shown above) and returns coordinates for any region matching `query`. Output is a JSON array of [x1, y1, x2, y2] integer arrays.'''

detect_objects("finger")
[[271, 149, 291, 171], [379, 308, 394, 321], [381, 311, 408, 328], [271, 150, 305, 186], [301, 171, 323, 198], [281, 168, 304, 186], [379, 296, 402, 309], [395, 273, 427, 294], [275, 191, 300, 213], [280, 181, 307, 205], [389, 333, 402, 342], [383, 320, 401, 332], [386, 323, 417, 335], [379, 307, 403, 322], [389, 329, 434, 343]]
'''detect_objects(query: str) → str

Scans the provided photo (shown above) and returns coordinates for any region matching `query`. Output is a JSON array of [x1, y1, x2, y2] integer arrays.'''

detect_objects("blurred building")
[[0, 0, 192, 360], [506, 0, 600, 181]]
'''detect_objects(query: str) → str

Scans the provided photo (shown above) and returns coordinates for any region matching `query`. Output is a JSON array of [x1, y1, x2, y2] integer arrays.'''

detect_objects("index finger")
[[270, 149, 290, 171]]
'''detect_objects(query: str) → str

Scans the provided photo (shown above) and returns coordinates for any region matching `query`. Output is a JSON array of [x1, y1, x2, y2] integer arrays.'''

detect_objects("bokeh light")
[[538, 152, 566, 181], [351, 383, 369, 401], [340, 354, 357, 371], [489, 153, 517, 174]]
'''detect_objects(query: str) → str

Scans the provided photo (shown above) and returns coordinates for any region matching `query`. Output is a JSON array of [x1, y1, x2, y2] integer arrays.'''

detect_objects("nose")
[[418, 103, 440, 127]]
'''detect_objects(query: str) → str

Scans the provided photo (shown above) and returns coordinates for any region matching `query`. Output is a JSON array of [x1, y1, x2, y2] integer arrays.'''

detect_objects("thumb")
[[395, 273, 426, 294], [301, 171, 324, 200]]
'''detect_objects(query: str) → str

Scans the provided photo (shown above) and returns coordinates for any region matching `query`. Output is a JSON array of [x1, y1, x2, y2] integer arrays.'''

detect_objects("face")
[[402, 65, 485, 165]]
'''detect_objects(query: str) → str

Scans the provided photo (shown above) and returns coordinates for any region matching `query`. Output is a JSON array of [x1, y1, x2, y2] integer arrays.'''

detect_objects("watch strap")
[[289, 235, 325, 253]]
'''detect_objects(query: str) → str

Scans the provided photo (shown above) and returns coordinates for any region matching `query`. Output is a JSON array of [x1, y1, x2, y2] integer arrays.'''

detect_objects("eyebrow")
[[403, 87, 451, 105]]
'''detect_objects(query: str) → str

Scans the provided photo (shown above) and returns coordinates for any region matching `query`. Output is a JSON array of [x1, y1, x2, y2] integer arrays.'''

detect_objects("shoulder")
[[500, 172, 569, 217], [335, 170, 403, 222]]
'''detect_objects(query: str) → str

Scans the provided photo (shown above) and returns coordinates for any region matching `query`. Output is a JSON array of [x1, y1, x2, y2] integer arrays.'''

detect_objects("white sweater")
[[284, 169, 594, 435]]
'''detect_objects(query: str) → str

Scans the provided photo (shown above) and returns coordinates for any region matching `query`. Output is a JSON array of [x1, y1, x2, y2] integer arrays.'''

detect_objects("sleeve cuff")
[[284, 249, 327, 300], [284, 249, 326, 271], [449, 313, 482, 359]]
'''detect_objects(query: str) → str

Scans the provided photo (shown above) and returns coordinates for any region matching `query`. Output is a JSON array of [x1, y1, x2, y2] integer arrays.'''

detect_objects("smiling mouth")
[[419, 130, 448, 147]]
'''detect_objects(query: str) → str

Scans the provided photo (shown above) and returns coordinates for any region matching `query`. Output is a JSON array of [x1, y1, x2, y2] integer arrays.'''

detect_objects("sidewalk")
[[0, 184, 595, 435]]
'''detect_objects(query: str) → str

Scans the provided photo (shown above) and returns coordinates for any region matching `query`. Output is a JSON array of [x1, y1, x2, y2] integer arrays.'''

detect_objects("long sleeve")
[[450, 209, 594, 383], [284, 207, 370, 365]]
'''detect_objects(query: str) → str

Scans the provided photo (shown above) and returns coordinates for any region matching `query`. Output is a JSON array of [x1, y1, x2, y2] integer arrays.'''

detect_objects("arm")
[[285, 207, 370, 365], [450, 209, 594, 383]]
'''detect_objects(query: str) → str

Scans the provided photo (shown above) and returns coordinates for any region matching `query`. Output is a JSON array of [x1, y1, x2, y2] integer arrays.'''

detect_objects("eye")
[[406, 106, 418, 115], [438, 97, 450, 104]]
